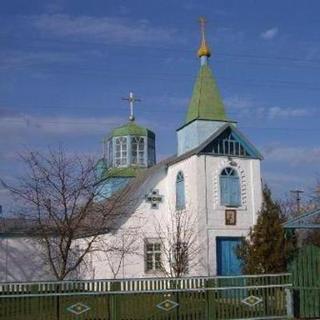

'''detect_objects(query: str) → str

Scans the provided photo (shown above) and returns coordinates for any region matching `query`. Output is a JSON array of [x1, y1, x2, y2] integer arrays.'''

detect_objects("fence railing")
[[0, 273, 293, 320]]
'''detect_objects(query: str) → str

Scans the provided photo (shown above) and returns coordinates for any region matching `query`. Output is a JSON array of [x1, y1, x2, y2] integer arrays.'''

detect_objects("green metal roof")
[[104, 166, 140, 178], [111, 121, 154, 138], [185, 64, 227, 124]]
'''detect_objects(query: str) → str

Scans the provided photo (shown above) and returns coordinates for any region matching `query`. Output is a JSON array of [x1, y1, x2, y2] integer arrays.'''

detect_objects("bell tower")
[[177, 18, 236, 155]]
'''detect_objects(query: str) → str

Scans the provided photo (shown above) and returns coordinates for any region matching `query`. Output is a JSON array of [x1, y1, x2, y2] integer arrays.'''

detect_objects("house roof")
[[283, 208, 320, 229], [104, 167, 140, 178]]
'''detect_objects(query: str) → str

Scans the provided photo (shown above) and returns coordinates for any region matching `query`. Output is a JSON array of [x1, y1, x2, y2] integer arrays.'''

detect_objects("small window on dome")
[[114, 137, 127, 167], [107, 140, 113, 167], [148, 136, 156, 166], [131, 136, 145, 166]]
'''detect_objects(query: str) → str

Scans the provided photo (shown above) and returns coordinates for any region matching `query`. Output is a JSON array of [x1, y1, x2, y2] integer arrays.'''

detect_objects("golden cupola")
[[197, 17, 211, 60]]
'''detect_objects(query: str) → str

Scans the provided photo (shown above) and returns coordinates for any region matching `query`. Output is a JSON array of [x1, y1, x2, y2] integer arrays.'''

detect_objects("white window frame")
[[114, 137, 128, 167], [145, 239, 162, 272], [131, 136, 145, 166]]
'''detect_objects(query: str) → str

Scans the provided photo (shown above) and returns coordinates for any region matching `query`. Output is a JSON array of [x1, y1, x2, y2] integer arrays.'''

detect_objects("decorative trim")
[[156, 299, 179, 311], [66, 303, 90, 315], [145, 189, 163, 209], [241, 295, 263, 307]]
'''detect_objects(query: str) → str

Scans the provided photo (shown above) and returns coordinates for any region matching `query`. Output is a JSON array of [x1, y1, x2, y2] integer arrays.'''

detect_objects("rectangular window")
[[220, 176, 241, 207], [114, 137, 127, 167], [148, 137, 156, 166], [108, 140, 113, 167], [145, 240, 162, 272], [131, 136, 145, 166]]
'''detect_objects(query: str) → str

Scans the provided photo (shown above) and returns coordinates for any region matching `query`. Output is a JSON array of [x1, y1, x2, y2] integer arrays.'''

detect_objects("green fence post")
[[207, 278, 216, 320], [30, 283, 39, 320], [110, 281, 121, 320]]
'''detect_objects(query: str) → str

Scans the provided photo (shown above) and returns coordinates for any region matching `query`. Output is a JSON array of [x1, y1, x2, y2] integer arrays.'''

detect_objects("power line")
[[3, 35, 320, 75], [0, 117, 319, 132], [3, 33, 320, 66], [2, 64, 320, 92], [0, 102, 317, 119]]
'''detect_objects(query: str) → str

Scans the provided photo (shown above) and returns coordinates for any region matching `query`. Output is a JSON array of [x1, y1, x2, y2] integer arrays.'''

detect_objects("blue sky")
[[1, 0, 320, 210]]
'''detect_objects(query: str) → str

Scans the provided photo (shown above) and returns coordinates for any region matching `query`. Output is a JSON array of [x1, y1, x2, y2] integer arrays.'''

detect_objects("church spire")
[[197, 17, 211, 66], [185, 17, 227, 124]]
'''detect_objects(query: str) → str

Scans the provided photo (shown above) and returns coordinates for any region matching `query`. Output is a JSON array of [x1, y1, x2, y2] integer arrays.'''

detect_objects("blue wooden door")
[[217, 237, 243, 276]]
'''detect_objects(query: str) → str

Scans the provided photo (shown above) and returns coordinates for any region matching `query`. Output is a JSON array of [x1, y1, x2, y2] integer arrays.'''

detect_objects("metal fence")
[[290, 245, 320, 318], [0, 273, 293, 320]]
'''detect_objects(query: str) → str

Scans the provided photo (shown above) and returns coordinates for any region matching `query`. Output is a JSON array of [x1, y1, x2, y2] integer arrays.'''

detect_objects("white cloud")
[[260, 27, 279, 40], [262, 171, 306, 198], [0, 114, 123, 136], [263, 145, 320, 166], [224, 95, 255, 110], [267, 106, 311, 119], [225, 95, 313, 119], [27, 14, 178, 46], [0, 50, 83, 71]]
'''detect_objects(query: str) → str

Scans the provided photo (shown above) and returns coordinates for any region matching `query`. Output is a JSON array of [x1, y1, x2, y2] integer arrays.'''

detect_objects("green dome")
[[111, 121, 155, 138]]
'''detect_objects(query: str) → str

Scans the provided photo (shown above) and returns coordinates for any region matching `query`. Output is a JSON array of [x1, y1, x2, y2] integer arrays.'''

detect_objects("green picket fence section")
[[290, 244, 320, 319], [0, 274, 292, 320]]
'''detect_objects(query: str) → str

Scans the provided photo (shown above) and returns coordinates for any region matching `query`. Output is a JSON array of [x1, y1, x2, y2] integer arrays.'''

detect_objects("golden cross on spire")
[[199, 16, 207, 42], [197, 16, 211, 58]]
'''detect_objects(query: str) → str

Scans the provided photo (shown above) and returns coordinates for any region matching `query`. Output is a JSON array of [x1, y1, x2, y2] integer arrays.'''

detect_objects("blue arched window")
[[220, 167, 241, 207], [176, 171, 186, 210]]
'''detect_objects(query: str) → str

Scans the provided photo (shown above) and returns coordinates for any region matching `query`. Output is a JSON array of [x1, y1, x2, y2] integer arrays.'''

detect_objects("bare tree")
[[280, 180, 320, 248], [100, 228, 140, 279], [310, 177, 320, 207], [2, 147, 141, 280], [155, 208, 200, 278]]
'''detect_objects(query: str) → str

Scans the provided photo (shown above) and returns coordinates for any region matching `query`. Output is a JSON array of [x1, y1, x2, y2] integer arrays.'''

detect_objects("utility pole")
[[290, 189, 304, 213]]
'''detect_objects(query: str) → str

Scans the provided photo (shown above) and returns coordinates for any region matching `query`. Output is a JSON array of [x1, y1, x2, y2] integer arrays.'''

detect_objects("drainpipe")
[[204, 155, 210, 276]]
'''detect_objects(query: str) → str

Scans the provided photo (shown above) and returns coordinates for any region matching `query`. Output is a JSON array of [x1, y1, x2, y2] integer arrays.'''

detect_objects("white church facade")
[[81, 20, 263, 280], [0, 21, 263, 281]]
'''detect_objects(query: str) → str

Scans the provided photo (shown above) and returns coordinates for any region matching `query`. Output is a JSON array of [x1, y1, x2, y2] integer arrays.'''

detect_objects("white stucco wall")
[[164, 155, 262, 276], [0, 237, 53, 282], [87, 153, 262, 279]]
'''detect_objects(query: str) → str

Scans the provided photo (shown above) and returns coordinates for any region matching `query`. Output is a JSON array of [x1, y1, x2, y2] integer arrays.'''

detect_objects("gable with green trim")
[[200, 126, 262, 159]]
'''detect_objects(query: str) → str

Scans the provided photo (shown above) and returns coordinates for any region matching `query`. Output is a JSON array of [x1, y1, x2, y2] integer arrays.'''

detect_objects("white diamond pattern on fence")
[[66, 302, 90, 315], [241, 295, 263, 307], [156, 299, 179, 311]]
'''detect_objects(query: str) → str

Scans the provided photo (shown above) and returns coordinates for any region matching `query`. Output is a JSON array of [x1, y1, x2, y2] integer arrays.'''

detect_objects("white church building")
[[0, 22, 263, 281]]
